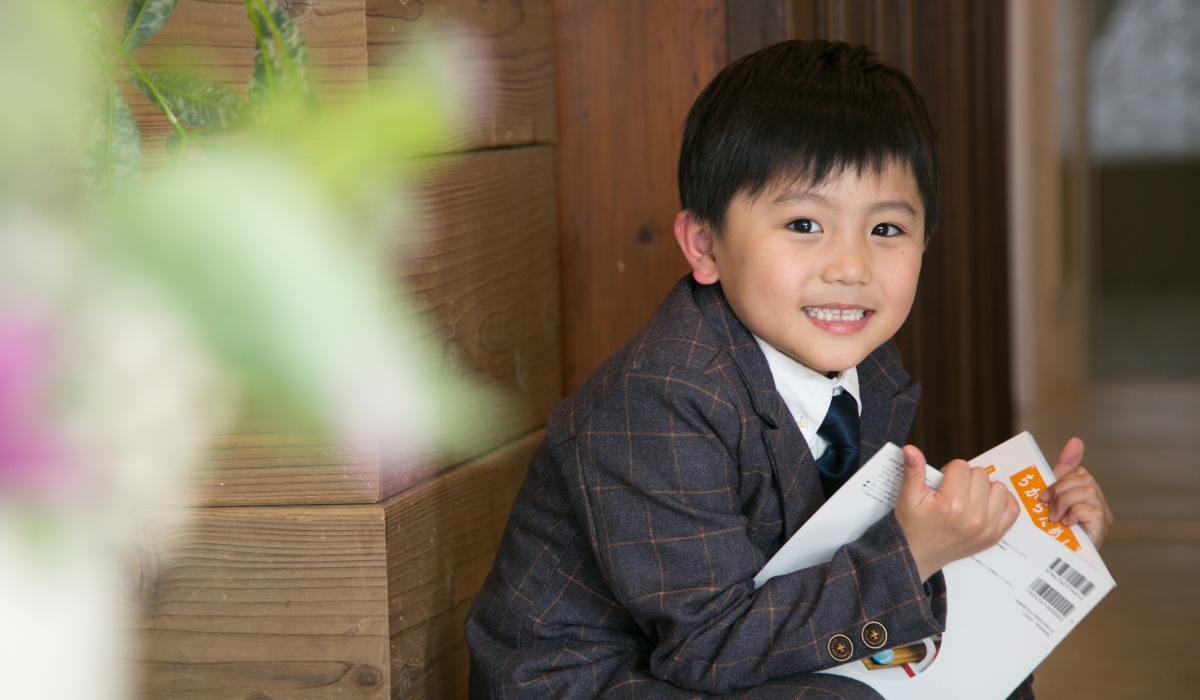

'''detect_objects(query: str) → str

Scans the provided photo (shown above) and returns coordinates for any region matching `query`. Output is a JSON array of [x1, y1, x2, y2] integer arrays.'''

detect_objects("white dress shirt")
[[752, 335, 861, 461]]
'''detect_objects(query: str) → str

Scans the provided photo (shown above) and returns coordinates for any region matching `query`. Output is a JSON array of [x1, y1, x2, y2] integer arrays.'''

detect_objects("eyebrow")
[[770, 189, 918, 218], [868, 199, 918, 217], [771, 189, 828, 206]]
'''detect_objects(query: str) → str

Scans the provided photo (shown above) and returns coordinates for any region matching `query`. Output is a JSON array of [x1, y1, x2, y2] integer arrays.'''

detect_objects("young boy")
[[465, 40, 1112, 699]]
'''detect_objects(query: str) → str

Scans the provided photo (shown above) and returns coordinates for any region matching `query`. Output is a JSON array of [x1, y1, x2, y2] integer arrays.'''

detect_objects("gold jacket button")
[[861, 621, 888, 650], [828, 633, 854, 662]]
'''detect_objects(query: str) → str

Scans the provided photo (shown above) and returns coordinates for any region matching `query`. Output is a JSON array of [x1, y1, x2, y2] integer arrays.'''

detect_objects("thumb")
[[1053, 437, 1085, 479], [899, 445, 933, 504]]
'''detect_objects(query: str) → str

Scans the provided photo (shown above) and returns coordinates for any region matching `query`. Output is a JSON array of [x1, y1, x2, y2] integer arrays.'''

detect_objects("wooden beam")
[[384, 430, 540, 699], [134, 505, 391, 699], [382, 147, 560, 498], [136, 429, 541, 699]]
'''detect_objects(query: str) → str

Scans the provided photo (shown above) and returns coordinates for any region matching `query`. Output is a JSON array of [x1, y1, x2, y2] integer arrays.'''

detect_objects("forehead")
[[756, 161, 923, 213]]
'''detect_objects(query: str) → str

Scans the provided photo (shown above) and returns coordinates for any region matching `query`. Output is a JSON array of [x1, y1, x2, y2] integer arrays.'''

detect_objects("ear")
[[673, 210, 720, 284]]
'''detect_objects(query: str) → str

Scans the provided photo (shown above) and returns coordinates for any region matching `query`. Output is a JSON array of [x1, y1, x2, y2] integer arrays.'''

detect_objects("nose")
[[820, 233, 871, 285]]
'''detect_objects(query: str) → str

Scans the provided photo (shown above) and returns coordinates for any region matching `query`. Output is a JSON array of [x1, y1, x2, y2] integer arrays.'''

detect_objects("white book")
[[755, 432, 1116, 699]]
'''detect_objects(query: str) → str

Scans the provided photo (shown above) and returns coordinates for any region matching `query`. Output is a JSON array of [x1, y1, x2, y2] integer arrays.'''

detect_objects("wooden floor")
[[1027, 381, 1200, 699]]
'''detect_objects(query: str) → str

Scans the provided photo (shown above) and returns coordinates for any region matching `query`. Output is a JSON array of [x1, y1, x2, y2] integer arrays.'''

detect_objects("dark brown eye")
[[787, 218, 823, 233], [872, 223, 902, 237]]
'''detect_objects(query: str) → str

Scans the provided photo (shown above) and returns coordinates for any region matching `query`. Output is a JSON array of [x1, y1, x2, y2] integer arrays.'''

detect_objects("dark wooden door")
[[554, 0, 1011, 466]]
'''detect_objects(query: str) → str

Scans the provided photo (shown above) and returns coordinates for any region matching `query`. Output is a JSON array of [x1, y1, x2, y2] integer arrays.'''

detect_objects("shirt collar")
[[752, 335, 861, 446]]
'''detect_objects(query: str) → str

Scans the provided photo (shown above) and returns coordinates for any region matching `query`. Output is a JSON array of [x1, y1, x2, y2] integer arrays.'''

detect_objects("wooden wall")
[[554, 0, 727, 393], [127, 1, 557, 697]]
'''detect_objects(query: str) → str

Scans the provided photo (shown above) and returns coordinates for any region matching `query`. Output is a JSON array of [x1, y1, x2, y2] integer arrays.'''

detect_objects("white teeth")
[[804, 307, 866, 322]]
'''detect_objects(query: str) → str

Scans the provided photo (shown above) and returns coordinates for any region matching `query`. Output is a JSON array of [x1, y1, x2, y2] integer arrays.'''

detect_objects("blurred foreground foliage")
[[0, 0, 508, 512]]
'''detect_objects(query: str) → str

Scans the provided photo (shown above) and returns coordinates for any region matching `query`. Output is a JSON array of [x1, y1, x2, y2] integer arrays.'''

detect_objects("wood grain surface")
[[382, 146, 560, 497], [135, 430, 539, 699], [191, 428, 380, 506], [554, 0, 727, 394], [366, 0, 555, 151], [384, 430, 540, 699], [134, 505, 391, 699]]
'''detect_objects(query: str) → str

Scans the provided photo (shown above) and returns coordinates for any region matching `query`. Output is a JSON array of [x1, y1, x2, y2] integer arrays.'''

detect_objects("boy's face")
[[684, 163, 925, 374]]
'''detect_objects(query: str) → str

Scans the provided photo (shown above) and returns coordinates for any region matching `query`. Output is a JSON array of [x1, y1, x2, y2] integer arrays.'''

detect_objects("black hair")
[[678, 40, 939, 236]]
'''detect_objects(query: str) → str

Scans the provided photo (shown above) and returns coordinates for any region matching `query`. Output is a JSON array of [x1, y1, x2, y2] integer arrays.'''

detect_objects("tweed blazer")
[[466, 277, 1033, 699]]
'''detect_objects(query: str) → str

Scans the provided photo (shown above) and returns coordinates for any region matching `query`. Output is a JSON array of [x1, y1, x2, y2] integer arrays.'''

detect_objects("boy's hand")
[[895, 445, 1020, 583], [1037, 437, 1113, 547]]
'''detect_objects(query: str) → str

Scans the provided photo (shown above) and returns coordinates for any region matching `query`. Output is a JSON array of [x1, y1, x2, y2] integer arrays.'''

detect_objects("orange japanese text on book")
[[968, 432, 1107, 574]]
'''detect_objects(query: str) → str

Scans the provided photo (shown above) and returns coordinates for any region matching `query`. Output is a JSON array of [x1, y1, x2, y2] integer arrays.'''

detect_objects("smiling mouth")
[[803, 307, 868, 322]]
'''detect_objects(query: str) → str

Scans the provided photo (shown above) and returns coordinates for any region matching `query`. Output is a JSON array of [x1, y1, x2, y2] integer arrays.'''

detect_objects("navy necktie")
[[814, 391, 860, 497]]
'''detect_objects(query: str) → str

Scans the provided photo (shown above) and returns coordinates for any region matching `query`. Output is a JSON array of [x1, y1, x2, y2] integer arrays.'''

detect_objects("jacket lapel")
[[695, 283, 821, 537], [857, 341, 922, 463]]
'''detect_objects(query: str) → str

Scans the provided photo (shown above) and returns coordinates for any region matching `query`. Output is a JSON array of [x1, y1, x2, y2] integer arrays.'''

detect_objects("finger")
[[1066, 503, 1107, 544], [899, 445, 933, 504], [1049, 483, 1102, 522], [1041, 470, 1098, 509], [1000, 492, 1021, 532], [967, 465, 992, 508], [1039, 467, 1093, 503], [1053, 437, 1085, 479], [988, 480, 1012, 521], [938, 459, 972, 495]]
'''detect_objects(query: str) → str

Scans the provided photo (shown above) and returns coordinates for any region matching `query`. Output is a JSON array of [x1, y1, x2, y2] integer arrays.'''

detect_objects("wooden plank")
[[134, 505, 390, 699], [105, 0, 369, 167], [189, 428, 380, 506], [384, 430, 540, 700], [366, 0, 555, 150], [382, 146, 560, 497], [554, 0, 728, 394]]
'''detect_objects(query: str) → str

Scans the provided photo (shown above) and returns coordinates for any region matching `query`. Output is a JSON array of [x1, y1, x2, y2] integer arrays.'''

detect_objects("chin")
[[806, 350, 871, 374]]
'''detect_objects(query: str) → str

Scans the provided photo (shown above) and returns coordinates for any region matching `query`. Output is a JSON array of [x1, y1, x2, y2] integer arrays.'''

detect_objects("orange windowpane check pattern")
[[1009, 466, 1082, 551]]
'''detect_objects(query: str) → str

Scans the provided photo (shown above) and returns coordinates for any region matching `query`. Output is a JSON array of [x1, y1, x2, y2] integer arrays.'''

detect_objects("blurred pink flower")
[[0, 314, 66, 492]]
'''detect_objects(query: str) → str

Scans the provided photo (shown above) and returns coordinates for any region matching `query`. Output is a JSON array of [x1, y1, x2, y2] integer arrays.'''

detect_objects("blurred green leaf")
[[0, 3, 94, 178], [97, 155, 510, 458], [81, 7, 109, 55], [251, 0, 310, 85], [80, 84, 141, 206], [247, 40, 277, 126], [247, 0, 316, 129], [121, 0, 178, 51], [132, 70, 246, 129]]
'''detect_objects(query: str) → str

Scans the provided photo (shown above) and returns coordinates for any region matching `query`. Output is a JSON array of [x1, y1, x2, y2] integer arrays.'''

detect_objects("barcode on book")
[[1030, 577, 1076, 618], [1049, 557, 1095, 597]]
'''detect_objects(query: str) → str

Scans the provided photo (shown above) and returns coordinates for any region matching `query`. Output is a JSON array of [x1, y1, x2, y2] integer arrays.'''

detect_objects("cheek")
[[880, 252, 923, 313]]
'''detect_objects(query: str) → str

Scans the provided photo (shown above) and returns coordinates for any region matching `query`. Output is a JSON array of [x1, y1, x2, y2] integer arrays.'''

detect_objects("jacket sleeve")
[[555, 364, 945, 694]]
